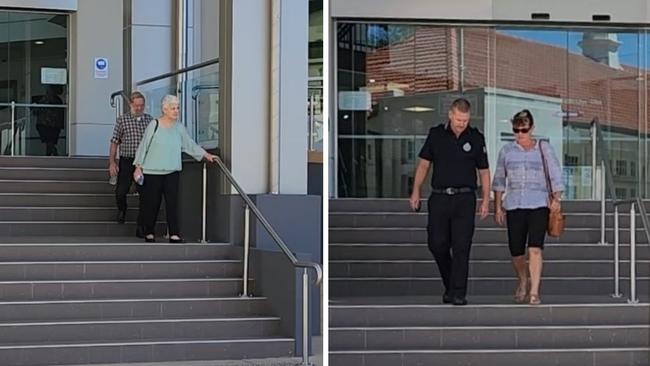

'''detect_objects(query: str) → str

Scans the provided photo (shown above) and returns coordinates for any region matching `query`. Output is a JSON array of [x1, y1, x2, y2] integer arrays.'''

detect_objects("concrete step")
[[0, 242, 236, 261], [0, 338, 294, 365], [330, 324, 650, 350], [329, 300, 650, 327], [0, 222, 166, 237], [329, 348, 649, 366], [330, 212, 643, 228], [329, 277, 650, 297], [330, 259, 650, 277], [0, 278, 248, 301], [0, 298, 270, 322], [0, 180, 114, 194], [329, 199, 648, 213], [0, 167, 108, 181], [0, 317, 281, 345], [0, 260, 243, 280], [329, 243, 650, 261], [0, 156, 107, 169], [330, 227, 650, 244], [0, 207, 147, 222], [0, 194, 138, 207]]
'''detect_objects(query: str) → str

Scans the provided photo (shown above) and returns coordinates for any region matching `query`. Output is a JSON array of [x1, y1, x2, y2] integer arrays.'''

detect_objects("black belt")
[[431, 187, 474, 195]]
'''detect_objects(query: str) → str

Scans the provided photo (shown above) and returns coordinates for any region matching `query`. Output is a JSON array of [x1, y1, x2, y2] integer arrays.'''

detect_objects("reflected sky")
[[499, 29, 646, 69]]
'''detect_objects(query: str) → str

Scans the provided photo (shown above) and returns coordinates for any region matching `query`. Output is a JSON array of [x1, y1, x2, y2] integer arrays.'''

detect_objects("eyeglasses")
[[512, 127, 531, 134]]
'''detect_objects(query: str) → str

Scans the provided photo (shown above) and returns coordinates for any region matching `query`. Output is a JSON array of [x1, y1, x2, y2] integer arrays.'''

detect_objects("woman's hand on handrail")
[[203, 153, 218, 163]]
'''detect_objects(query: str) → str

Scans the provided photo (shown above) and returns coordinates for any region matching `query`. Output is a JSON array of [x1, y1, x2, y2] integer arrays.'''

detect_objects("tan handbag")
[[539, 141, 565, 237]]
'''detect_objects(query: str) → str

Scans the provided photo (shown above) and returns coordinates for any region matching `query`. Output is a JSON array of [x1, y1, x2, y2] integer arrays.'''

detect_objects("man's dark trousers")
[[427, 192, 476, 298], [116, 157, 144, 229]]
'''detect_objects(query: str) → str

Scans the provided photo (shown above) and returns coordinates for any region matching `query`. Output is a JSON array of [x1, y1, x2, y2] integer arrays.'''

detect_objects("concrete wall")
[[69, 0, 123, 156], [331, 0, 650, 23]]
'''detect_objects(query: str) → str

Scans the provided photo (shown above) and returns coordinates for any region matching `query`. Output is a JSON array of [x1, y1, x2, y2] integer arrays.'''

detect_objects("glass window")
[[336, 22, 650, 199]]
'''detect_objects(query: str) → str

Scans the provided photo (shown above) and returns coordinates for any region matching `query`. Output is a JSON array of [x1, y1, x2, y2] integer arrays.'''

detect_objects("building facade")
[[0, 0, 323, 196], [330, 0, 650, 200]]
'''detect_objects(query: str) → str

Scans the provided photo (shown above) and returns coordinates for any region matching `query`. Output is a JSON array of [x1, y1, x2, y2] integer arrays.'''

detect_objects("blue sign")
[[94, 57, 108, 79], [96, 58, 107, 70]]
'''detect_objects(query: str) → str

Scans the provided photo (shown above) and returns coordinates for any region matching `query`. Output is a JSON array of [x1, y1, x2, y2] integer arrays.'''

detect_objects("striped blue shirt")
[[492, 140, 564, 210]]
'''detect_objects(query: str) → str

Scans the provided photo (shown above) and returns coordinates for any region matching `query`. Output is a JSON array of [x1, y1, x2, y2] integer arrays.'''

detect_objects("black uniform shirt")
[[418, 123, 489, 189]]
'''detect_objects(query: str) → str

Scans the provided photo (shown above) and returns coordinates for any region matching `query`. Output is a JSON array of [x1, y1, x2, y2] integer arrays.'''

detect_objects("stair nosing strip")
[[0, 337, 295, 350], [0, 297, 268, 305], [329, 243, 648, 246], [0, 278, 244, 284], [0, 260, 241, 265], [331, 276, 650, 280], [0, 317, 281, 327], [0, 243, 229, 246], [331, 227, 644, 231], [329, 303, 650, 308], [330, 325, 650, 331], [329, 259, 649, 263], [329, 347, 650, 354]]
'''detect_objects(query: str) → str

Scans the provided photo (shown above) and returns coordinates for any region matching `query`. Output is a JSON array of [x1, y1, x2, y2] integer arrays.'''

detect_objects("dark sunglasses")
[[512, 127, 531, 134]]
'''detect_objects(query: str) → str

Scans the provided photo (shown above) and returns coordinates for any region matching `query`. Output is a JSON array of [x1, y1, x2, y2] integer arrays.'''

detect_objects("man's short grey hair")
[[161, 95, 179, 110]]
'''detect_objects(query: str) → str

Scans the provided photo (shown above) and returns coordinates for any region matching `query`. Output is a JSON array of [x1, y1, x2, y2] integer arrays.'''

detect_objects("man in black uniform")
[[409, 98, 490, 306]]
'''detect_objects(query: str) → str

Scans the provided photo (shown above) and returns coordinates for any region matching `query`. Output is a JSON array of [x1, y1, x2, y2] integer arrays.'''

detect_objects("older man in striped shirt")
[[108, 91, 154, 237]]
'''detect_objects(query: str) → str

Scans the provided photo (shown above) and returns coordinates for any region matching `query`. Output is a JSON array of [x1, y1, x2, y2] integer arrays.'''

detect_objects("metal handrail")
[[592, 117, 650, 303], [110, 91, 128, 108], [211, 157, 322, 284], [203, 157, 321, 366], [136, 58, 219, 87], [109, 58, 219, 102]]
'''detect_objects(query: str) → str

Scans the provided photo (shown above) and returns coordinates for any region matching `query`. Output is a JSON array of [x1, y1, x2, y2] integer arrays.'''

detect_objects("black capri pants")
[[506, 207, 549, 257]]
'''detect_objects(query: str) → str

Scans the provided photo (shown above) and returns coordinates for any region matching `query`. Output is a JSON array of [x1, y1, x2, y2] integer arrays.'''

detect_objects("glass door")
[[0, 10, 69, 156]]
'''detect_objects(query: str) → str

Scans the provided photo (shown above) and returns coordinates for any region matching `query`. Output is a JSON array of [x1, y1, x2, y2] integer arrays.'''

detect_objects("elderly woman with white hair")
[[133, 94, 217, 243]]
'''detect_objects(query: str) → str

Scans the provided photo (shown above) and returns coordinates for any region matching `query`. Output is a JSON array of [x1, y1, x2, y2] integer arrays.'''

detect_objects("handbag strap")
[[538, 140, 553, 198], [142, 119, 159, 165]]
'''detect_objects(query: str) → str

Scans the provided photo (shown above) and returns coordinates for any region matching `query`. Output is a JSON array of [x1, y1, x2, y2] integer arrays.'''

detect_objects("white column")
[[219, 0, 308, 194], [69, 0, 123, 156], [270, 0, 308, 194]]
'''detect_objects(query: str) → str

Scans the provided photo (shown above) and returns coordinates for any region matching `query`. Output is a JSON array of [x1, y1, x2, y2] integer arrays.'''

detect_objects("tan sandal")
[[514, 286, 527, 303], [528, 294, 541, 305]]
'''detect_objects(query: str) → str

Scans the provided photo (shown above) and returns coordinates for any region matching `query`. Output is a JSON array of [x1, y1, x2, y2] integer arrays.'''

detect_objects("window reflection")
[[336, 23, 650, 199]]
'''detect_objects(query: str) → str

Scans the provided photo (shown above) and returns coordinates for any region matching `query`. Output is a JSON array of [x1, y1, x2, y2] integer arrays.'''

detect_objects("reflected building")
[[335, 23, 650, 200]]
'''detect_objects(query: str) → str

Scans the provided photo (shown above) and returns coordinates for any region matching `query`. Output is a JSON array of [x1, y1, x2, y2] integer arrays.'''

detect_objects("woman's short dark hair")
[[512, 109, 534, 127]]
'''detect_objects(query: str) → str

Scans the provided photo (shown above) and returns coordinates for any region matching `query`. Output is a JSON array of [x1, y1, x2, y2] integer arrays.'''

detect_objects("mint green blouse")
[[133, 120, 206, 175]]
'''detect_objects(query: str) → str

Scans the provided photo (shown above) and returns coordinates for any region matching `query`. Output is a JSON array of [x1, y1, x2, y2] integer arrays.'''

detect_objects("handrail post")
[[591, 122, 597, 199], [309, 94, 315, 151], [10, 101, 15, 156], [599, 161, 607, 245], [628, 203, 638, 304], [612, 205, 622, 298], [301, 268, 311, 366], [201, 162, 207, 243], [240, 205, 251, 298]]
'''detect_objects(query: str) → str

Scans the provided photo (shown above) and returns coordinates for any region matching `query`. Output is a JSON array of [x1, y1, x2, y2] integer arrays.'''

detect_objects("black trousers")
[[141, 172, 180, 236], [115, 157, 143, 226], [427, 192, 476, 298]]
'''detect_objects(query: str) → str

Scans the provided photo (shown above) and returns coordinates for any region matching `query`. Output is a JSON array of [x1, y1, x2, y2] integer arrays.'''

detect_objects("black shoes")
[[442, 293, 453, 304], [452, 297, 468, 306], [116, 210, 126, 224]]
